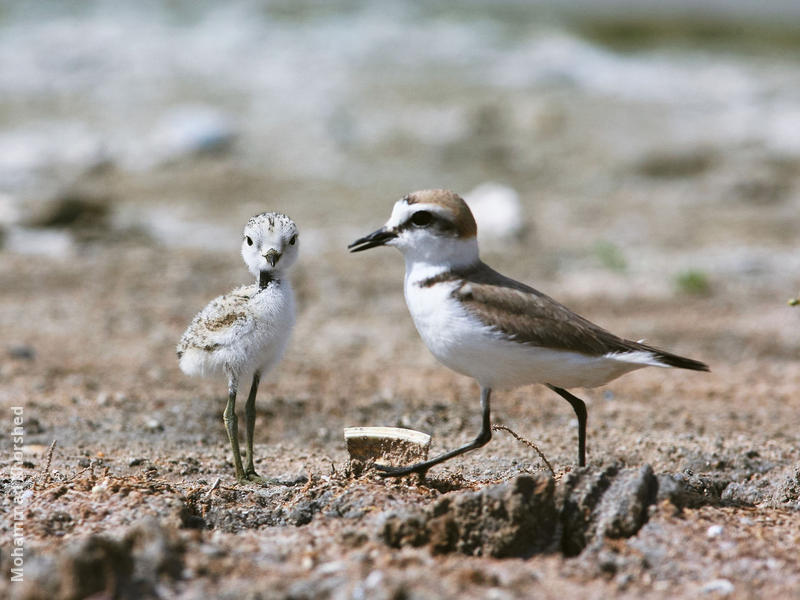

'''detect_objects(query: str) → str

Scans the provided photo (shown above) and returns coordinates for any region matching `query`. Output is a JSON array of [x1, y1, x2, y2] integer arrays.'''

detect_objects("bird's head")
[[241, 212, 299, 278], [348, 189, 479, 268]]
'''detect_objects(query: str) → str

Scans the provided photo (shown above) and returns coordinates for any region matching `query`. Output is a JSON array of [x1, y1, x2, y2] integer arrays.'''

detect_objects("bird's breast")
[[403, 279, 492, 373]]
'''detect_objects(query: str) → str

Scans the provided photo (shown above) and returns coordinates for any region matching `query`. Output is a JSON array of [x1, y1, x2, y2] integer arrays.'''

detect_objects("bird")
[[348, 189, 708, 476], [177, 212, 299, 484]]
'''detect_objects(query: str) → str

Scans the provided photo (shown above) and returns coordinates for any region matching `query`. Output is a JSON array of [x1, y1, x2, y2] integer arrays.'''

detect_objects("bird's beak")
[[348, 227, 397, 253], [263, 248, 281, 267]]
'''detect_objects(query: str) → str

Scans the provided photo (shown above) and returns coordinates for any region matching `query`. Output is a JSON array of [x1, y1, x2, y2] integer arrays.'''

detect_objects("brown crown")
[[404, 189, 477, 238]]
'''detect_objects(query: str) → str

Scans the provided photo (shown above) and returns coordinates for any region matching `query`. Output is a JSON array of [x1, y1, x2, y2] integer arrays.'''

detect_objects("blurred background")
[[2, 0, 799, 413], [2, 1, 800, 262]]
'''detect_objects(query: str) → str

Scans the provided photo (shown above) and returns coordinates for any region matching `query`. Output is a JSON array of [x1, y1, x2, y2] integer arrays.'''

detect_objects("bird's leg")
[[223, 374, 246, 482], [546, 384, 587, 467], [243, 371, 268, 483], [377, 387, 493, 477], [241, 372, 285, 486]]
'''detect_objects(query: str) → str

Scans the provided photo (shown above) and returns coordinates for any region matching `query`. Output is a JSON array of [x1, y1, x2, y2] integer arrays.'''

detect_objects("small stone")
[[706, 524, 724, 538], [464, 182, 526, 242], [145, 418, 164, 432], [8, 344, 35, 360], [701, 579, 734, 595], [344, 426, 430, 476], [129, 457, 146, 467], [139, 105, 237, 167], [4, 226, 75, 257]]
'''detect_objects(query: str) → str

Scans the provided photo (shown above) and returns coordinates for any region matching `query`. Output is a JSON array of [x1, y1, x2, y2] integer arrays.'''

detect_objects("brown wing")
[[445, 263, 636, 356], [434, 263, 708, 372]]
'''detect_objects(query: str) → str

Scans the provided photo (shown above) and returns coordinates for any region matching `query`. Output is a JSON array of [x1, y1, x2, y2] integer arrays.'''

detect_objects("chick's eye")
[[289, 234, 297, 246], [410, 210, 433, 227], [245, 236, 253, 246]]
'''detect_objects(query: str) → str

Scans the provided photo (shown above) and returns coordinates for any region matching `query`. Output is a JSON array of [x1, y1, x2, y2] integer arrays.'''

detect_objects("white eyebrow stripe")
[[386, 201, 454, 229]]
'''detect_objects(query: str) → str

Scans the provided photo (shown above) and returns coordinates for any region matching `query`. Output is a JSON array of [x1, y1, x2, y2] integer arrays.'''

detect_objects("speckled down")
[[176, 281, 295, 382]]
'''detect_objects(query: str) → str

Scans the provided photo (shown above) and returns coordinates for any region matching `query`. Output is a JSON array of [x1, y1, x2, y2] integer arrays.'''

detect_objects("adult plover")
[[177, 212, 298, 483], [349, 190, 708, 476]]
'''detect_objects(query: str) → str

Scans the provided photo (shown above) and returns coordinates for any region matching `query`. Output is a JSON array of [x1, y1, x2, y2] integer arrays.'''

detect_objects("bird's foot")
[[244, 472, 274, 486], [374, 463, 429, 478], [237, 471, 308, 487]]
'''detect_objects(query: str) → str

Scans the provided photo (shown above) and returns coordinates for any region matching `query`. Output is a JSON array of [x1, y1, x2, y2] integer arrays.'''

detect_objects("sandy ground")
[[1, 157, 800, 599]]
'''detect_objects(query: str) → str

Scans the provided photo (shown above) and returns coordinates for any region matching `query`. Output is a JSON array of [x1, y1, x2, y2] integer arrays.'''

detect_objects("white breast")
[[245, 282, 295, 373]]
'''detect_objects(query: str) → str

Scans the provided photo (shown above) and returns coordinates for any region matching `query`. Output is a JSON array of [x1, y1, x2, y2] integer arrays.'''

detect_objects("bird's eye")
[[289, 234, 297, 246], [245, 236, 253, 246], [410, 211, 433, 227]]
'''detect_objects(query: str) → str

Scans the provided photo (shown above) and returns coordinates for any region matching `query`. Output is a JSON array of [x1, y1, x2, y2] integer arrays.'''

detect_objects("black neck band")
[[259, 271, 275, 290]]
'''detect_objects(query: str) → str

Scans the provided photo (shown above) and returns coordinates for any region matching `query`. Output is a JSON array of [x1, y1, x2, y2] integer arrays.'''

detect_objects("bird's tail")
[[641, 343, 710, 372]]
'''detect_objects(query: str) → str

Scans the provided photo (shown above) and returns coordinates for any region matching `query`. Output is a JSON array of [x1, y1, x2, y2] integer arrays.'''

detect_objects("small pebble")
[[701, 579, 734, 595], [145, 418, 164, 432], [464, 182, 525, 242], [8, 344, 35, 360], [706, 525, 724, 538]]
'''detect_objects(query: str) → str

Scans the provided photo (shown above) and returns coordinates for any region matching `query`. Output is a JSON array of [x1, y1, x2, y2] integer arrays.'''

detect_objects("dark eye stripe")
[[398, 212, 456, 235]]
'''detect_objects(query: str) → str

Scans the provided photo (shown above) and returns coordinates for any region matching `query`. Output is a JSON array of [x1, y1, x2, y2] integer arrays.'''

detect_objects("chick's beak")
[[348, 227, 397, 253], [263, 248, 281, 267]]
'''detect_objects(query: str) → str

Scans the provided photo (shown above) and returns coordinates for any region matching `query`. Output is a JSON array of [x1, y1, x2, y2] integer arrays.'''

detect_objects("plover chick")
[[177, 213, 299, 483], [349, 190, 709, 476]]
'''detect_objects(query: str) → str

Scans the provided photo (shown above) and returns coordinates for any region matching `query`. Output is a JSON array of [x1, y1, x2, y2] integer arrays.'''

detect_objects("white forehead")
[[386, 199, 452, 228], [244, 212, 297, 236]]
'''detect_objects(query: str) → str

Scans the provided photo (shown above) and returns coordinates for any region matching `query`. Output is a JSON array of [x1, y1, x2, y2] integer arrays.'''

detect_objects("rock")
[[720, 481, 765, 506], [379, 466, 679, 559], [428, 475, 557, 557], [55, 534, 134, 600], [380, 510, 431, 549], [656, 472, 730, 509], [289, 499, 321, 527], [16, 519, 185, 600], [28, 191, 109, 230], [125, 517, 185, 583], [559, 464, 658, 556], [144, 418, 164, 433], [636, 148, 717, 178], [380, 474, 557, 558], [463, 182, 526, 243], [776, 468, 800, 505], [344, 426, 430, 476], [7, 344, 35, 360], [0, 185, 112, 240], [3, 226, 75, 257], [128, 105, 236, 169], [701, 578, 735, 595]]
